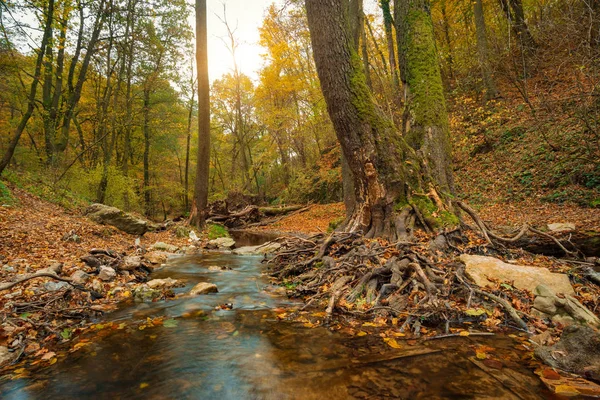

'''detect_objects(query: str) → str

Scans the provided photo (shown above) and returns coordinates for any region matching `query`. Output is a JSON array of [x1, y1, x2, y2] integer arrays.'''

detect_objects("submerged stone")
[[189, 282, 218, 295]]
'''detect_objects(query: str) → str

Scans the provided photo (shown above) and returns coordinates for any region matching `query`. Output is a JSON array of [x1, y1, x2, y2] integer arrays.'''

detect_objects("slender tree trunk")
[[143, 88, 151, 215], [0, 0, 54, 175], [380, 0, 400, 90], [190, 0, 210, 228], [185, 69, 196, 213], [474, 0, 499, 99], [440, 0, 455, 80], [499, 0, 537, 52], [59, 0, 107, 153]]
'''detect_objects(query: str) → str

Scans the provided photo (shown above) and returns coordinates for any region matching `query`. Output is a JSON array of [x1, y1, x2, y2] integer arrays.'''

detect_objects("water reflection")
[[0, 254, 549, 399]]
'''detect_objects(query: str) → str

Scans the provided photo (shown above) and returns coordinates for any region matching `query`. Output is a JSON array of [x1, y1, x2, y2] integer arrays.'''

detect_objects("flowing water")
[[0, 246, 552, 399]]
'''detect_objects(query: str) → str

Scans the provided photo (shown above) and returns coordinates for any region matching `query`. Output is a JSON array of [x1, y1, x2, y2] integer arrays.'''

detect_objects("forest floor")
[[1, 182, 600, 395]]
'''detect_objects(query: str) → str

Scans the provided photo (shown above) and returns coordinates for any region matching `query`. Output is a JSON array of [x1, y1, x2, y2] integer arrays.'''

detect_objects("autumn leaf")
[[383, 337, 402, 349]]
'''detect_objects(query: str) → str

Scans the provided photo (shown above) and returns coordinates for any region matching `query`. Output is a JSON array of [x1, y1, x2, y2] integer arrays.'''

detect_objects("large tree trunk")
[[396, 0, 454, 194], [305, 0, 454, 239], [190, 0, 210, 228], [474, 0, 499, 99]]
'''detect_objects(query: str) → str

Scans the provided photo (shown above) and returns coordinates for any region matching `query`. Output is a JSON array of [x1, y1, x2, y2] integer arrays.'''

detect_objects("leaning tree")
[[304, 0, 454, 240]]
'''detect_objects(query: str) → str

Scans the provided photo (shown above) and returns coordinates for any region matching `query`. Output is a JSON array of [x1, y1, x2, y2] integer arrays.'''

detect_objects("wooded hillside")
[[0, 0, 598, 220]]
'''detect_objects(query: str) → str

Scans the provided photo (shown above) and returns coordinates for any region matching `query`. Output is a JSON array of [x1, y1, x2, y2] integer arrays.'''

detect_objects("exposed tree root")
[[268, 229, 541, 335], [456, 201, 583, 258]]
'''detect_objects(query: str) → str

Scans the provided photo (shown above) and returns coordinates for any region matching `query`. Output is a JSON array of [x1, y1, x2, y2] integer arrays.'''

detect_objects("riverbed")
[[0, 250, 551, 399]]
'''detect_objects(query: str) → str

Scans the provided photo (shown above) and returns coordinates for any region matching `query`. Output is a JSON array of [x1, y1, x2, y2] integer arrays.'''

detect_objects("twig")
[[425, 332, 495, 340], [473, 289, 529, 332]]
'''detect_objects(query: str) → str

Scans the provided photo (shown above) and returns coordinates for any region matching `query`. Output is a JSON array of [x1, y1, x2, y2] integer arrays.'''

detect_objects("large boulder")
[[208, 237, 235, 249], [189, 282, 218, 295], [151, 242, 179, 253], [232, 241, 282, 255], [85, 203, 148, 235], [460, 254, 574, 295], [535, 325, 600, 382], [144, 251, 171, 265], [147, 278, 181, 289]]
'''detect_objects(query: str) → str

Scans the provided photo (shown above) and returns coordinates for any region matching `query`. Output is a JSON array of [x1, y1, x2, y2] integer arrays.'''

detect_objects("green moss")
[[440, 210, 460, 226], [0, 181, 15, 205], [411, 195, 458, 228], [206, 223, 229, 240], [327, 216, 345, 233]]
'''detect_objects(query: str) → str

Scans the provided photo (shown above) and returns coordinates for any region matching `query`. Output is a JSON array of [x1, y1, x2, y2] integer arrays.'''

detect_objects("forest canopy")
[[0, 0, 598, 219]]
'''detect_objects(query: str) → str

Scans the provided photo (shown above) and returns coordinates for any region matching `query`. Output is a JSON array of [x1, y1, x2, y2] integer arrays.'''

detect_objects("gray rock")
[[535, 325, 600, 381], [43, 281, 70, 291], [2, 265, 15, 273], [151, 242, 179, 253], [121, 255, 142, 271], [85, 203, 149, 235], [532, 284, 600, 327], [91, 279, 104, 293], [547, 222, 576, 232], [0, 346, 15, 367], [70, 270, 91, 285], [133, 285, 161, 302], [189, 282, 218, 295], [460, 254, 574, 294], [208, 237, 235, 249], [185, 245, 200, 255], [98, 266, 116, 281], [232, 241, 281, 255], [208, 265, 231, 271], [147, 278, 180, 289], [144, 251, 171, 265]]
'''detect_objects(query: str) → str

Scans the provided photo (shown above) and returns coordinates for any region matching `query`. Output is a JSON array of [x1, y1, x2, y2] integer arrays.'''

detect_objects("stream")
[[0, 237, 553, 399]]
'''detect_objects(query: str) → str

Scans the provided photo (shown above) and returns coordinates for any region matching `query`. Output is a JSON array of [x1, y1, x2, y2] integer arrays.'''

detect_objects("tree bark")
[[396, 0, 454, 194], [190, 0, 210, 228], [305, 0, 454, 239], [499, 0, 537, 52], [473, 0, 499, 99]]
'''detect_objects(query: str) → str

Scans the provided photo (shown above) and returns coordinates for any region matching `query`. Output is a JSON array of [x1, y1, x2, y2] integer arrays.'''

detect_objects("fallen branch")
[[474, 288, 529, 332]]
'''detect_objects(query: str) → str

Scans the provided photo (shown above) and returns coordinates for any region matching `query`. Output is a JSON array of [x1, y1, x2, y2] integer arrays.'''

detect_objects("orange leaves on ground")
[[256, 203, 345, 234]]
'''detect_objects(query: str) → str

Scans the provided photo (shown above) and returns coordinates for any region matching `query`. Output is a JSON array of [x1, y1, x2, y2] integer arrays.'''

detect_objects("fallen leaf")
[[383, 337, 402, 349]]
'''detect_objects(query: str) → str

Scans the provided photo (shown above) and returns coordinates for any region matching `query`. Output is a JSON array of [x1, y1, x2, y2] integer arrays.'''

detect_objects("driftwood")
[[456, 201, 595, 257], [0, 263, 101, 297], [207, 204, 310, 228]]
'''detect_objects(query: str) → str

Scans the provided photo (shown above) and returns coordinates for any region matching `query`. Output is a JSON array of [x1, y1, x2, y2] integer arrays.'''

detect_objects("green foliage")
[[206, 223, 229, 240], [500, 127, 526, 145], [0, 181, 15, 205], [174, 225, 191, 238], [327, 216, 345, 233]]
